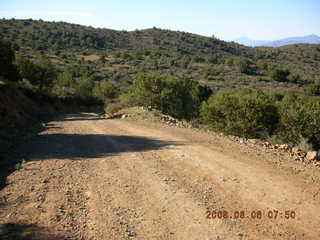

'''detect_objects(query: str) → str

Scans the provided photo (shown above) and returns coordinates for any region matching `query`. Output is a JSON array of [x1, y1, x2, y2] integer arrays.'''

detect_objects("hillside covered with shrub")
[[1, 18, 320, 94], [1, 18, 320, 151]]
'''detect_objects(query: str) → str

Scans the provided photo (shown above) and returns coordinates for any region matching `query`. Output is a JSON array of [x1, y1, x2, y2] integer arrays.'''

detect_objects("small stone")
[[263, 142, 271, 147], [219, 178, 227, 182], [127, 231, 136, 237], [298, 151, 307, 157], [306, 151, 319, 161], [292, 147, 301, 154], [248, 139, 258, 144], [279, 144, 290, 151]]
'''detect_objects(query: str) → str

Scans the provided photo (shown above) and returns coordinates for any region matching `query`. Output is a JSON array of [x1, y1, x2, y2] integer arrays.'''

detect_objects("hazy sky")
[[1, 0, 319, 41]]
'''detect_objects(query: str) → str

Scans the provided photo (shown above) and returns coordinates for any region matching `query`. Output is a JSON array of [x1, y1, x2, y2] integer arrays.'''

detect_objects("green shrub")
[[307, 83, 320, 96], [92, 79, 118, 101], [200, 88, 279, 138], [15, 159, 27, 170], [105, 102, 124, 114], [269, 68, 290, 82], [104, 92, 135, 114], [128, 73, 211, 119], [276, 94, 320, 149], [74, 77, 94, 98], [17, 56, 57, 89], [256, 60, 268, 70], [287, 73, 301, 84], [235, 58, 251, 74], [224, 58, 234, 66]]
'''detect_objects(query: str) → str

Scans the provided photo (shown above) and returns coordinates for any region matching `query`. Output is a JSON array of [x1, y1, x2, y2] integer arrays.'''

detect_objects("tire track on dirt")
[[1, 114, 320, 240], [81, 119, 234, 240], [93, 118, 320, 240]]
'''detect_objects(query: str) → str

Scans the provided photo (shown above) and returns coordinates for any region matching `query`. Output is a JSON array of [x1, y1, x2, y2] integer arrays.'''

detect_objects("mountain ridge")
[[234, 34, 320, 47], [0, 18, 254, 58]]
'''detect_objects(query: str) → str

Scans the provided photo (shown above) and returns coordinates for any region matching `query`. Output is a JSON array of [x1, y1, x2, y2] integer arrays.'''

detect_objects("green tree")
[[56, 72, 75, 88], [75, 76, 94, 98], [17, 56, 56, 89], [53, 72, 76, 98], [129, 73, 207, 119], [0, 39, 20, 82], [276, 94, 320, 149], [201, 88, 279, 138], [92, 79, 118, 101]]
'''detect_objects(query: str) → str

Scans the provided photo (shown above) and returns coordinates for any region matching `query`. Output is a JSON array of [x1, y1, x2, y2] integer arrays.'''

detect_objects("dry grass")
[[100, 64, 130, 71], [76, 55, 100, 61], [118, 107, 161, 121], [296, 137, 314, 152]]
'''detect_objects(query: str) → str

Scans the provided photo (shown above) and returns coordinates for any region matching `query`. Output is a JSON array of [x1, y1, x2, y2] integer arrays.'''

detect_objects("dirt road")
[[1, 113, 320, 240]]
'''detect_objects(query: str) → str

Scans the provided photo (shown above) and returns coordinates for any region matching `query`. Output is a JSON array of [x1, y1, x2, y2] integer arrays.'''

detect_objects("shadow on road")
[[0, 131, 182, 189], [0, 223, 69, 240], [55, 113, 105, 122], [25, 133, 181, 160]]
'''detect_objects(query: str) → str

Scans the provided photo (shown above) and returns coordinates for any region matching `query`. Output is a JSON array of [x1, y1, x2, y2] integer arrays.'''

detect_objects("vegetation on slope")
[[0, 18, 319, 151], [1, 18, 320, 95]]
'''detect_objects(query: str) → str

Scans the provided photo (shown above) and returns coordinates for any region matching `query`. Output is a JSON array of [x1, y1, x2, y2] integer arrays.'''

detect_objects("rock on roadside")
[[306, 151, 319, 161]]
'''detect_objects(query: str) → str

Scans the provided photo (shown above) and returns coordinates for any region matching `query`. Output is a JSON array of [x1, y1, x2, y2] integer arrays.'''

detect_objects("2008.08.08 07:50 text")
[[206, 210, 296, 220]]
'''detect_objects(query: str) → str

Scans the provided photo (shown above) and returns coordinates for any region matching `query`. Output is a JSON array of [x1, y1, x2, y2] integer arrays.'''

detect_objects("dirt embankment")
[[0, 85, 102, 190], [1, 113, 319, 240], [0, 85, 53, 179]]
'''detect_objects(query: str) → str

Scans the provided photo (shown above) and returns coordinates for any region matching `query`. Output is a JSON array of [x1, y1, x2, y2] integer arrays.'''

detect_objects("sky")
[[0, 0, 319, 41]]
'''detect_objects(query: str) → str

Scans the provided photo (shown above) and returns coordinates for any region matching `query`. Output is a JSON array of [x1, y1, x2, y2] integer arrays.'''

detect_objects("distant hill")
[[0, 18, 254, 57], [234, 34, 320, 47], [0, 18, 320, 93]]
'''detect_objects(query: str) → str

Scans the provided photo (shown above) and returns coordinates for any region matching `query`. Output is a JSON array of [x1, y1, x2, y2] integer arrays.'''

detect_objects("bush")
[[105, 102, 124, 115], [17, 56, 57, 89], [200, 88, 279, 138], [235, 58, 251, 74], [307, 83, 320, 96], [104, 92, 136, 114], [92, 79, 118, 101], [269, 68, 290, 82], [287, 73, 301, 84], [128, 73, 211, 119], [276, 94, 320, 149], [74, 77, 94, 98]]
